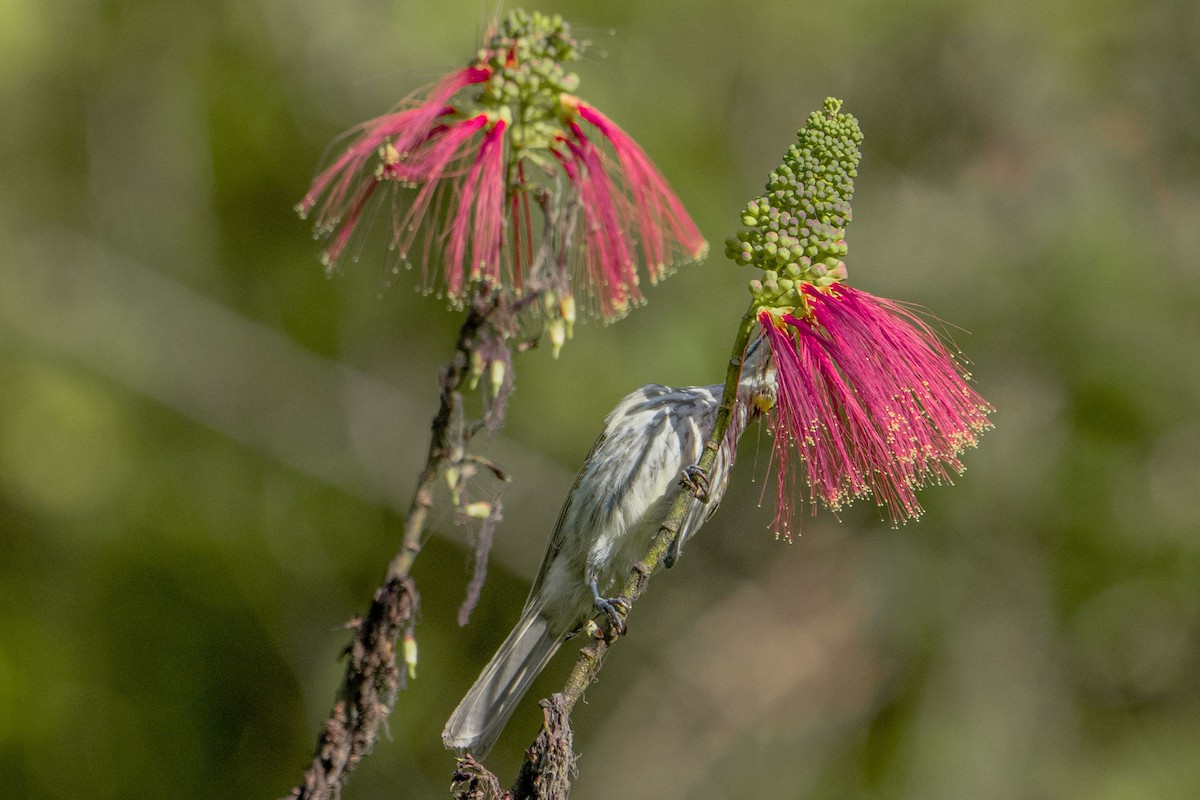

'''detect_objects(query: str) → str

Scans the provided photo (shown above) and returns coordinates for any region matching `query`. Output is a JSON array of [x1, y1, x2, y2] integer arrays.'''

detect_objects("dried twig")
[[287, 297, 497, 800], [286, 193, 578, 800]]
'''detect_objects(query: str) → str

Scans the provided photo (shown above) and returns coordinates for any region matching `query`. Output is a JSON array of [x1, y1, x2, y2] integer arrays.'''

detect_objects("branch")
[[452, 755, 511, 800], [286, 295, 500, 800], [288, 190, 579, 800], [451, 307, 760, 799], [511, 697, 574, 800], [551, 308, 757, 710]]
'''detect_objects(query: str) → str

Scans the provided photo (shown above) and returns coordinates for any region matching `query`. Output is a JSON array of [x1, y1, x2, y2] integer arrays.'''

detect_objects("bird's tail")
[[442, 607, 562, 757]]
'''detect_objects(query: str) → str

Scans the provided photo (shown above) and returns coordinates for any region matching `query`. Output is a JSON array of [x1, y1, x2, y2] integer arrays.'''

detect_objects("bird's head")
[[738, 332, 778, 415]]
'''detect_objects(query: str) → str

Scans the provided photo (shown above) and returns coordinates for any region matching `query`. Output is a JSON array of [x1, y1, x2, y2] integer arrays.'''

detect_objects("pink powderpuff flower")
[[296, 10, 705, 321], [758, 283, 993, 536], [553, 98, 707, 317], [297, 67, 494, 283]]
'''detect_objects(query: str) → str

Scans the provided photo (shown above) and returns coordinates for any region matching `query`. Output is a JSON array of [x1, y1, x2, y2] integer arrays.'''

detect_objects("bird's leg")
[[664, 534, 683, 570], [666, 465, 711, 569], [590, 579, 628, 637], [679, 464, 711, 503]]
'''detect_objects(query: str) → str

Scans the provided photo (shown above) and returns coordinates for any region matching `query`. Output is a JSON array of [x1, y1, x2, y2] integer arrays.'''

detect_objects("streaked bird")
[[443, 337, 776, 756]]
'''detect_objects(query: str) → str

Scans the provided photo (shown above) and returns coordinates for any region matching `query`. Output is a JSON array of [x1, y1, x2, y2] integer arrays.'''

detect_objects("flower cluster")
[[730, 99, 993, 536], [298, 9, 706, 327]]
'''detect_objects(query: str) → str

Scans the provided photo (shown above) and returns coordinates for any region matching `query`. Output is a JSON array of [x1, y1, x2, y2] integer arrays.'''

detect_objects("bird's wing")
[[667, 388, 747, 565], [523, 428, 608, 604], [521, 384, 678, 604]]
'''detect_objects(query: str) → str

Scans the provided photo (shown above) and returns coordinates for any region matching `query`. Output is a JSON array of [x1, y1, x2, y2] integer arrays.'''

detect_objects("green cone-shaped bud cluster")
[[475, 10, 585, 152], [724, 98, 862, 309]]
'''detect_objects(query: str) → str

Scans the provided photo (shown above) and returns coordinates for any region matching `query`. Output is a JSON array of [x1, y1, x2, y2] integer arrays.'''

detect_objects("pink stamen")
[[759, 285, 992, 535], [561, 127, 641, 316], [445, 120, 507, 295], [576, 104, 707, 273], [299, 66, 489, 228]]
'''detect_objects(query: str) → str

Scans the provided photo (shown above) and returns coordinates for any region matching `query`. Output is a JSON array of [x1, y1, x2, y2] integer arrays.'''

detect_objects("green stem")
[[509, 305, 762, 799], [558, 303, 759, 713]]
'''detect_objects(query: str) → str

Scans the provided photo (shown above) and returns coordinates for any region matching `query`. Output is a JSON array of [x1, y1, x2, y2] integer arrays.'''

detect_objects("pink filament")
[[761, 285, 992, 534], [576, 104, 707, 276]]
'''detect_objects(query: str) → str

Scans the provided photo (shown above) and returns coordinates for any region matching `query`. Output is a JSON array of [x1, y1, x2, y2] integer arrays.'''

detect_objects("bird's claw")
[[679, 464, 711, 503], [596, 595, 628, 636], [593, 594, 629, 637]]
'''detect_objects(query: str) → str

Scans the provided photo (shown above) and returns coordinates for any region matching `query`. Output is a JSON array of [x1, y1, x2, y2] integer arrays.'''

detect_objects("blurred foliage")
[[2, 1, 1199, 798]]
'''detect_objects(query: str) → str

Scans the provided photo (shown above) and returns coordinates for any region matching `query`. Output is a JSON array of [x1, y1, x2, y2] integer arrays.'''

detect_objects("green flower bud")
[[488, 359, 506, 398], [548, 318, 566, 358], [403, 631, 418, 681], [464, 501, 493, 520], [725, 98, 860, 291], [467, 349, 484, 391], [444, 466, 461, 505]]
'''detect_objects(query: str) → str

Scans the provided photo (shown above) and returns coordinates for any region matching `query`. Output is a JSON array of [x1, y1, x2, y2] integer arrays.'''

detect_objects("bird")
[[442, 336, 777, 756]]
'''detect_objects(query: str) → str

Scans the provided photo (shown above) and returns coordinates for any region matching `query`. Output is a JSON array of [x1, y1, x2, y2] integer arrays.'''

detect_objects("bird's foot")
[[679, 464, 711, 503], [591, 581, 629, 637]]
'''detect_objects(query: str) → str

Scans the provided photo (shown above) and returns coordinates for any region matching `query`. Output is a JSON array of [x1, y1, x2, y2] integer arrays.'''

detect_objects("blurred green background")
[[2, 0, 1198, 798]]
